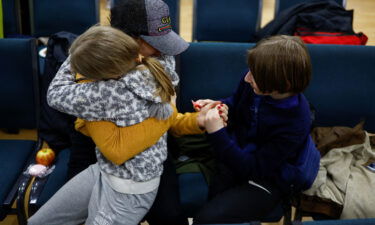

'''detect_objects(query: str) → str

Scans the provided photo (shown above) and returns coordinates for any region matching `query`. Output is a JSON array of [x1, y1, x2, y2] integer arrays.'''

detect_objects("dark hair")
[[247, 35, 312, 94], [110, 0, 148, 37]]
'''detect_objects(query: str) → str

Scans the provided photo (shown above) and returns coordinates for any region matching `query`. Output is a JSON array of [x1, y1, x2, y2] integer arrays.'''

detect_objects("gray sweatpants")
[[28, 163, 158, 225]]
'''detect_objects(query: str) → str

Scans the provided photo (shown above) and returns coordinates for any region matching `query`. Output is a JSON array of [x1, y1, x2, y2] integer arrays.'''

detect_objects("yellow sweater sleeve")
[[169, 112, 205, 137], [74, 75, 205, 165], [75, 107, 177, 165], [75, 105, 204, 165]]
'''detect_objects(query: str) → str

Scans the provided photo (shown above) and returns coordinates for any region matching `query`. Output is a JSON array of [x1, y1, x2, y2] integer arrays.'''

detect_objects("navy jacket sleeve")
[[207, 125, 307, 181]]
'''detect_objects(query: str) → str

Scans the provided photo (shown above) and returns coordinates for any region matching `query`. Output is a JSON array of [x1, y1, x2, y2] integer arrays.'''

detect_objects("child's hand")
[[216, 103, 228, 124], [196, 102, 228, 129], [204, 108, 225, 133], [192, 99, 221, 112], [196, 101, 221, 128]]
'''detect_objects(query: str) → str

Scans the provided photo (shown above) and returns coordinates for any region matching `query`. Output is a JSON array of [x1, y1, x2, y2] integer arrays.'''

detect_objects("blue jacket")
[[207, 75, 320, 193]]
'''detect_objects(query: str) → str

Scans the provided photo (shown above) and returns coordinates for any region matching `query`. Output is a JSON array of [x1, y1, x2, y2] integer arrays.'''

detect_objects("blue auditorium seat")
[[177, 42, 375, 224], [164, 0, 180, 33], [294, 218, 375, 225], [178, 42, 253, 112], [192, 0, 262, 42], [275, 0, 346, 17], [1, 0, 22, 37], [0, 38, 40, 221], [29, 0, 100, 37], [179, 173, 208, 217], [305, 44, 375, 132], [178, 42, 288, 224]]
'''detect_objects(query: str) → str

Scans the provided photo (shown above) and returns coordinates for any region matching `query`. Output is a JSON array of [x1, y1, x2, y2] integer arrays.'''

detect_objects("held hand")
[[217, 103, 228, 123], [192, 99, 221, 112], [204, 108, 225, 133], [196, 101, 221, 128]]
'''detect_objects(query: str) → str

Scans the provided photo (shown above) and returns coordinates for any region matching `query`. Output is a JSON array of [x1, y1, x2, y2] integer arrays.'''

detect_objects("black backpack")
[[39, 31, 77, 151], [38, 31, 97, 179], [255, 1, 355, 41]]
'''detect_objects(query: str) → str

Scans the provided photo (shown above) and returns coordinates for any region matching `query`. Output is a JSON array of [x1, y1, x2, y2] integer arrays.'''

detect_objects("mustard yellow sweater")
[[75, 105, 203, 165]]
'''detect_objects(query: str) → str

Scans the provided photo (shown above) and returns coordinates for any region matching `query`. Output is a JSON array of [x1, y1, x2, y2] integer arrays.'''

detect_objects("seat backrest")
[[29, 0, 99, 37], [2, 0, 22, 37], [302, 218, 375, 225], [0, 38, 39, 221], [275, 0, 346, 17], [305, 44, 375, 132], [178, 42, 253, 112], [163, 0, 180, 33], [192, 0, 262, 42], [0, 38, 39, 129], [178, 42, 375, 132]]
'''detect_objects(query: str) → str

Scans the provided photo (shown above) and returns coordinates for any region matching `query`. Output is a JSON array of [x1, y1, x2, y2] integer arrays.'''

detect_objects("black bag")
[[39, 31, 97, 178], [39, 31, 77, 151], [255, 1, 356, 41]]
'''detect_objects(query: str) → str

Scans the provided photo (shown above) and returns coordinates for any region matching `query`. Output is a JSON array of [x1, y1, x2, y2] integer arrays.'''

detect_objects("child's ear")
[[75, 73, 94, 83], [136, 54, 144, 63], [75, 73, 86, 80]]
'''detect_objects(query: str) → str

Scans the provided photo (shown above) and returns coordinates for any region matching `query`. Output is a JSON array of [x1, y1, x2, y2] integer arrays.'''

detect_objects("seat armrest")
[[16, 175, 33, 225], [28, 176, 50, 217]]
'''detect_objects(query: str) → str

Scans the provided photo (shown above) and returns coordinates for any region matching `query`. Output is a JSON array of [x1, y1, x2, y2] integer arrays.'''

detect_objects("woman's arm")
[[76, 98, 229, 165], [207, 126, 304, 181], [169, 112, 204, 137], [169, 100, 228, 136], [76, 105, 207, 165], [76, 106, 178, 165]]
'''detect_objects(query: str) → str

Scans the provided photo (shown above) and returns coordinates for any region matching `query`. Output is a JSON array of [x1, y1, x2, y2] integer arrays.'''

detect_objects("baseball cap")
[[111, 0, 189, 56]]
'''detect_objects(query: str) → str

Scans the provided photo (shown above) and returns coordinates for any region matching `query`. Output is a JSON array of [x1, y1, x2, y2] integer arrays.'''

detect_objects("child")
[[28, 25, 225, 225], [193, 35, 320, 224]]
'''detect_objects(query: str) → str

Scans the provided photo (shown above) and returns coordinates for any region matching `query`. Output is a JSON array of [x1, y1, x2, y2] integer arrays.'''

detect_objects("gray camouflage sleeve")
[[157, 55, 179, 86], [47, 55, 176, 125], [46, 57, 138, 122]]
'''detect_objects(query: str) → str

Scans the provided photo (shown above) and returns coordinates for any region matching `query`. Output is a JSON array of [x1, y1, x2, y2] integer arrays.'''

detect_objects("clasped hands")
[[193, 99, 228, 133]]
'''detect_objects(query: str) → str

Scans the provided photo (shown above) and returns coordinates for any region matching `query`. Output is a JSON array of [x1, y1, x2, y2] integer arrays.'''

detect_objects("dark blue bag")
[[39, 31, 77, 151], [39, 31, 97, 178]]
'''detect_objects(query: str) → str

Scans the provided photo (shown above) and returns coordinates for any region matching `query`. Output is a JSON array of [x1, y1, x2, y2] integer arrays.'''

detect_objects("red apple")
[[36, 148, 55, 166]]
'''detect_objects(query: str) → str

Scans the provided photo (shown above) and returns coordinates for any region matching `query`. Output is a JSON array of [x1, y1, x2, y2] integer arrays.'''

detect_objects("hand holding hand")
[[192, 99, 220, 111], [204, 107, 225, 133], [196, 101, 221, 128], [216, 103, 228, 124]]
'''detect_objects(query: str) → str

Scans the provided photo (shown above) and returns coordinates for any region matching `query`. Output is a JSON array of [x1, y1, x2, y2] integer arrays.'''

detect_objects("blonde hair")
[[142, 57, 174, 102], [70, 25, 174, 102], [70, 25, 139, 80]]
